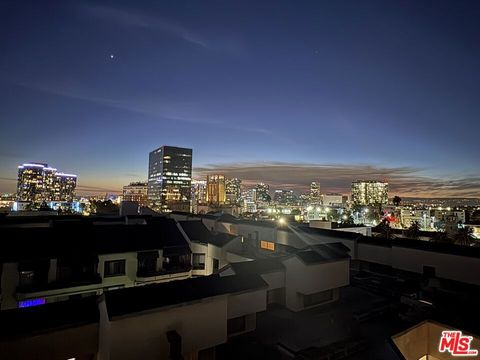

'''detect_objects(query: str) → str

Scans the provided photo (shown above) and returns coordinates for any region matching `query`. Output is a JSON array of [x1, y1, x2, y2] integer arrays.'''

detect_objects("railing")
[[17, 273, 102, 294], [136, 265, 192, 278]]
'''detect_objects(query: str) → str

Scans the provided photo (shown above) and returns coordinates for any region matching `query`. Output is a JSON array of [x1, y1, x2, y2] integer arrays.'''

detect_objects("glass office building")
[[147, 146, 192, 212]]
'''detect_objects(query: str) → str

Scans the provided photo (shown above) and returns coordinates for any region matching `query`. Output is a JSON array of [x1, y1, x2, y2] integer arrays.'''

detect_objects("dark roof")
[[179, 220, 236, 247], [230, 258, 285, 275], [359, 235, 480, 259], [296, 244, 350, 265], [0, 296, 99, 340], [105, 274, 267, 318], [0, 217, 190, 263], [294, 224, 363, 240], [315, 242, 351, 253]]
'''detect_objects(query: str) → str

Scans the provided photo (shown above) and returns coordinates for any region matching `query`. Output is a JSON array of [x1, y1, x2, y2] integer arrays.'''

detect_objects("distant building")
[[191, 179, 207, 213], [17, 163, 77, 203], [147, 146, 192, 212], [274, 189, 296, 205], [310, 181, 321, 203], [225, 178, 242, 204], [254, 183, 270, 204], [206, 175, 226, 206], [323, 193, 344, 206], [122, 182, 148, 207], [351, 180, 388, 206]]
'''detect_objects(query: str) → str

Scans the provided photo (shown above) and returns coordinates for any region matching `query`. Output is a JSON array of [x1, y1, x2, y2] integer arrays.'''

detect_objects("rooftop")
[[105, 273, 267, 318], [0, 296, 99, 340]]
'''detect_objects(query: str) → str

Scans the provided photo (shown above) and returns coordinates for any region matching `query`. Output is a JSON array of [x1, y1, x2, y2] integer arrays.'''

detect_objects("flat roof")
[[105, 274, 267, 318], [0, 296, 99, 340]]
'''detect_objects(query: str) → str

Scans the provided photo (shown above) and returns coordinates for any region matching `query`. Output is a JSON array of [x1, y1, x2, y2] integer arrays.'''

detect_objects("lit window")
[[260, 241, 275, 251]]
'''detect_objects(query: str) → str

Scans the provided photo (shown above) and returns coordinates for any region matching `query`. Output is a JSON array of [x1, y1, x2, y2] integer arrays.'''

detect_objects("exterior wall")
[[260, 271, 285, 291], [99, 252, 137, 290], [1, 263, 19, 309], [358, 243, 392, 266], [283, 257, 349, 312], [1, 249, 192, 310], [227, 289, 267, 320], [108, 297, 228, 360], [0, 323, 98, 360], [391, 247, 480, 286]]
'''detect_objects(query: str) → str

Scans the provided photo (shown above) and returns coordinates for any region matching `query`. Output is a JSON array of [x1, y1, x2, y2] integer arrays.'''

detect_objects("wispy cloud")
[[81, 3, 209, 49], [18, 81, 273, 136], [193, 162, 480, 197]]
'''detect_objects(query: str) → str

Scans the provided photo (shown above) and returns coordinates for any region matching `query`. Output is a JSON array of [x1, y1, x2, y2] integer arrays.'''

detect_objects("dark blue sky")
[[1, 0, 479, 196]]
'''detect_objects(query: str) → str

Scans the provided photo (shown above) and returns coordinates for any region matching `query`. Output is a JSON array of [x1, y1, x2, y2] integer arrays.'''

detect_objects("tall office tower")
[[351, 180, 389, 206], [254, 182, 270, 203], [17, 163, 47, 202], [191, 179, 207, 213], [310, 181, 321, 203], [17, 163, 77, 203], [273, 189, 296, 205], [123, 182, 148, 207], [53, 173, 77, 202], [206, 175, 226, 206], [225, 178, 242, 204], [147, 146, 193, 212]]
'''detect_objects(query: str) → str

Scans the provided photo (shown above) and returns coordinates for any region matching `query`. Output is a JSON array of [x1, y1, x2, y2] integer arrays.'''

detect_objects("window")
[[104, 260, 126, 277], [19, 270, 35, 287], [213, 258, 219, 272], [260, 240, 275, 251], [193, 253, 206, 270], [227, 316, 246, 335], [303, 289, 334, 307]]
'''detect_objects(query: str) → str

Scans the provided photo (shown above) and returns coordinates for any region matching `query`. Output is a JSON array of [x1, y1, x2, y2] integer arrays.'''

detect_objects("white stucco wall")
[[283, 257, 349, 312], [108, 296, 228, 360]]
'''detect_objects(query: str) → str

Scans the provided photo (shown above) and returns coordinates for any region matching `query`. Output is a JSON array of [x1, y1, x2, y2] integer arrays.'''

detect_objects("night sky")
[[1, 0, 479, 197]]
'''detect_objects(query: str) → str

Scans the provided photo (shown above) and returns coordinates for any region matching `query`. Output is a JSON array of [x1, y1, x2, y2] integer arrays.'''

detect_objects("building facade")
[[254, 183, 270, 204], [17, 163, 77, 203], [206, 175, 226, 206], [123, 182, 148, 207], [310, 181, 321, 203], [225, 178, 242, 204], [147, 146, 192, 212], [191, 179, 207, 213], [351, 180, 388, 206], [322, 193, 344, 206], [273, 189, 296, 205]]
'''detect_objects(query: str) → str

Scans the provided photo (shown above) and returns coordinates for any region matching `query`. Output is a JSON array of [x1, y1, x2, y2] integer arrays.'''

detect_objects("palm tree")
[[392, 196, 402, 207], [406, 221, 421, 240], [454, 226, 474, 246]]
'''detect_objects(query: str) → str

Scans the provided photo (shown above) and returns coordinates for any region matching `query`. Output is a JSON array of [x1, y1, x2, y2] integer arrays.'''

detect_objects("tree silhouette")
[[406, 221, 421, 240], [393, 196, 402, 206], [454, 226, 474, 246]]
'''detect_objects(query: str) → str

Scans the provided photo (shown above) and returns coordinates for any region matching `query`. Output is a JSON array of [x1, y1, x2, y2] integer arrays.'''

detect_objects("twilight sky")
[[1, 0, 479, 197]]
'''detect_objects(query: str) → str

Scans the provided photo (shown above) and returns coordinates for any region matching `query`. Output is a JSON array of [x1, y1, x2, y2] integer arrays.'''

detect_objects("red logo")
[[439, 330, 478, 356]]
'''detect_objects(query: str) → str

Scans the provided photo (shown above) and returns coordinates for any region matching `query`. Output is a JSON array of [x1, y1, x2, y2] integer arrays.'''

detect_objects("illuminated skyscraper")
[[310, 181, 321, 203], [254, 182, 270, 203], [147, 146, 193, 212], [225, 178, 242, 204], [191, 179, 207, 213], [17, 163, 77, 203], [351, 180, 388, 206], [273, 189, 296, 205], [206, 175, 226, 206]]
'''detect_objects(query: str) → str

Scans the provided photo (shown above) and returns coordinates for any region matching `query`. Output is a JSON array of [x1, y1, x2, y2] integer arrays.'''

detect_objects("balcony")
[[136, 265, 192, 282], [17, 273, 102, 295]]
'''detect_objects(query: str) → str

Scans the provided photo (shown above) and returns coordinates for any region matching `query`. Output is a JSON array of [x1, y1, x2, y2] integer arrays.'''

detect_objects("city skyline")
[[1, 1, 480, 197]]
